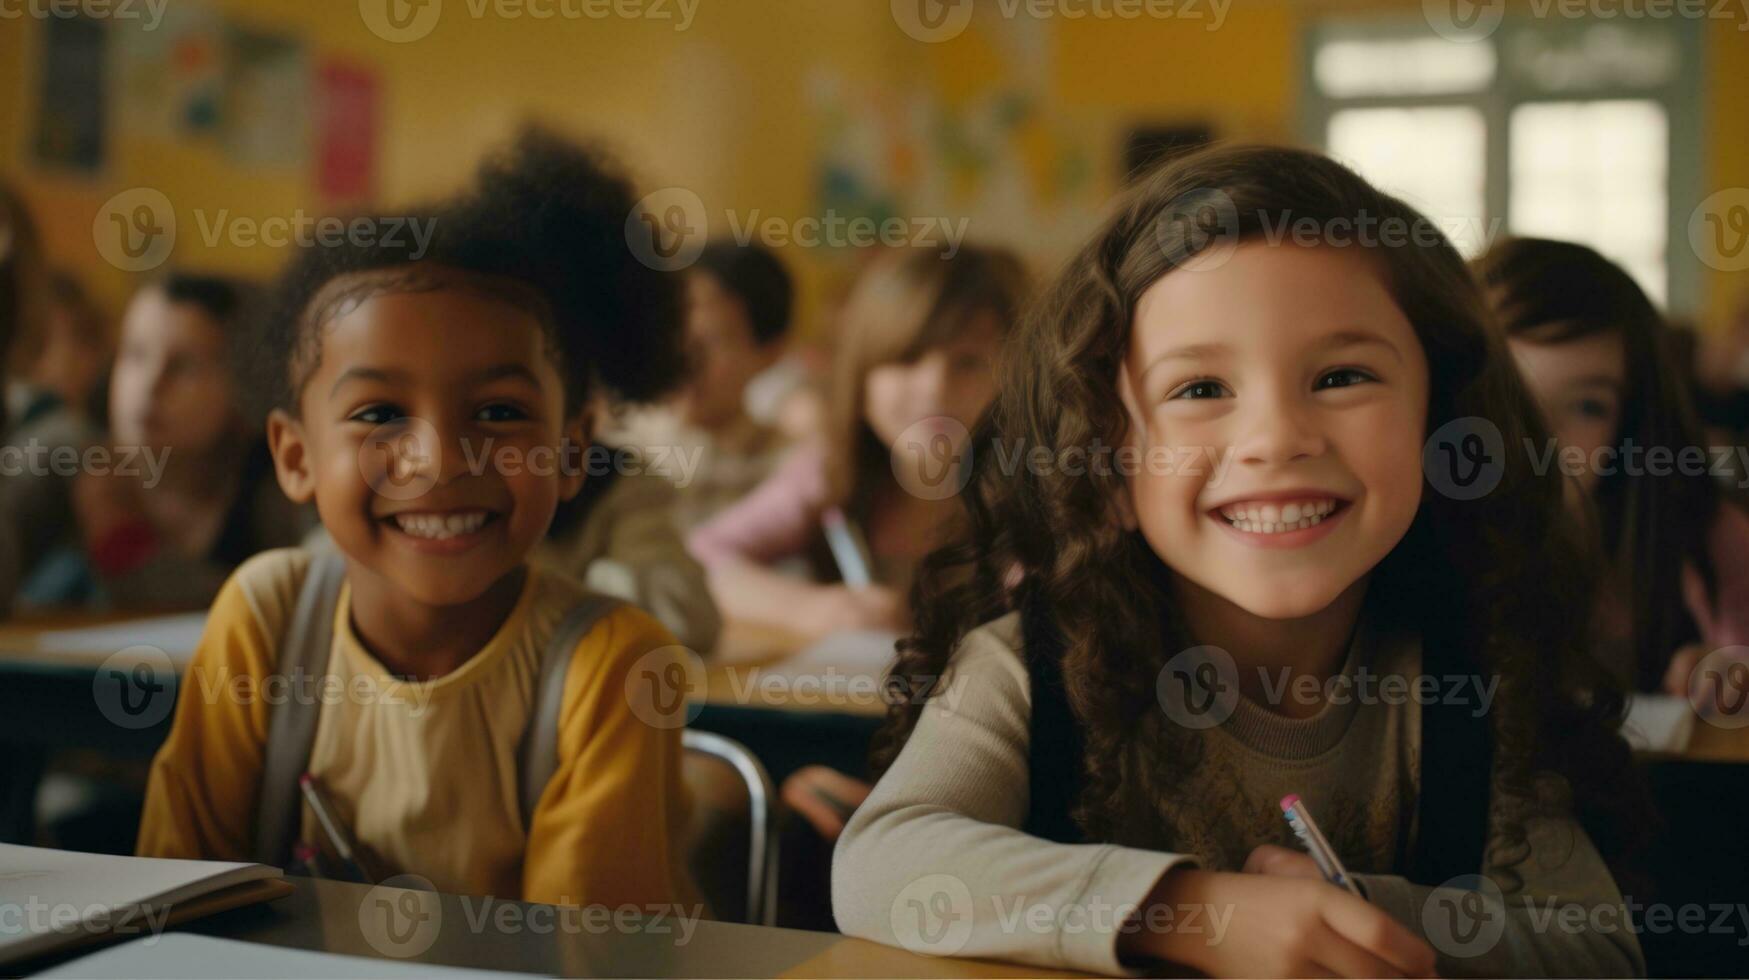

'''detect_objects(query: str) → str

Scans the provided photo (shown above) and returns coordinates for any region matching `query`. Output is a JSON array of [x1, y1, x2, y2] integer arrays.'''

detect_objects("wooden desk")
[[25, 607, 1749, 738], [6, 610, 1749, 748], [0, 613, 890, 841], [705, 619, 891, 719], [0, 613, 892, 717], [26, 877, 1086, 978], [1676, 719, 1749, 761]]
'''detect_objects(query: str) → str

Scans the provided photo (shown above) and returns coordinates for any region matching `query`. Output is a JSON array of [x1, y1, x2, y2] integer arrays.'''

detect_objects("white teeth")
[[1216, 498, 1341, 534], [393, 511, 490, 539]]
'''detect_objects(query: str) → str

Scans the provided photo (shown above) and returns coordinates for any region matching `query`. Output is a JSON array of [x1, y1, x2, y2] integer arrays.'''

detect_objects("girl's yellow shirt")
[[137, 548, 695, 909]]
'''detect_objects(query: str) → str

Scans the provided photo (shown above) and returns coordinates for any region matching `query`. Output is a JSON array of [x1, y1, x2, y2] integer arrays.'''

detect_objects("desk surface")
[[26, 876, 1083, 979], [0, 612, 893, 718], [4, 613, 1749, 752]]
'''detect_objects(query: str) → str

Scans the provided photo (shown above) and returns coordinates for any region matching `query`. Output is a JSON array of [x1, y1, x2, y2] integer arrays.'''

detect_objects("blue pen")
[[1281, 794, 1363, 896]]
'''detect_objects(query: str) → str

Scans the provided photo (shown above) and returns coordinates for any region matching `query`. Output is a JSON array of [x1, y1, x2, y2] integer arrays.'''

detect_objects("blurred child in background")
[[542, 240, 803, 656], [538, 442, 722, 654], [1478, 238, 1749, 697], [688, 246, 1027, 641], [13, 274, 310, 608], [42, 271, 111, 421], [0, 181, 45, 609], [0, 182, 49, 443], [671, 241, 795, 528], [7, 269, 110, 429]]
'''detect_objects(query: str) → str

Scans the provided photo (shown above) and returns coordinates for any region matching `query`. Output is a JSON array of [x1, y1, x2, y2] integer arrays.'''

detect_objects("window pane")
[[1327, 106, 1490, 255], [1508, 100, 1668, 306], [1315, 38, 1497, 98]]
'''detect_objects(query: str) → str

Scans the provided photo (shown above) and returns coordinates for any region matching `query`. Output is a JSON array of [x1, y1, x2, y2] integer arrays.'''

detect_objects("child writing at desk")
[[834, 146, 1650, 976], [138, 129, 696, 908]]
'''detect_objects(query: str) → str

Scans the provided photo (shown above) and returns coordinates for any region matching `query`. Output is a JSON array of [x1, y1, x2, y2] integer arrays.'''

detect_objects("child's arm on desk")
[[137, 561, 282, 860], [522, 606, 696, 909]]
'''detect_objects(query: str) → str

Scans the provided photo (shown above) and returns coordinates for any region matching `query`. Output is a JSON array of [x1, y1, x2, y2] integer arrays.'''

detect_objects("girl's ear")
[[558, 408, 593, 503], [266, 409, 316, 504]]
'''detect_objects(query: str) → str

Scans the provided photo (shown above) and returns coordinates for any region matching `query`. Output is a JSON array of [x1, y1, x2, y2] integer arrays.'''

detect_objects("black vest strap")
[[1021, 588, 1086, 844], [1020, 588, 1491, 881], [1409, 612, 1493, 884]]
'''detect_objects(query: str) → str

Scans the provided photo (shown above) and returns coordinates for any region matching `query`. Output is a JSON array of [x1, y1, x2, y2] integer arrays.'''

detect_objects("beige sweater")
[[832, 611, 1644, 977]]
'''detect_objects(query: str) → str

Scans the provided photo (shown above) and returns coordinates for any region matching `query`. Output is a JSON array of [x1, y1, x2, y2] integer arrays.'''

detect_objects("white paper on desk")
[[34, 612, 207, 662], [1622, 694, 1697, 752], [758, 629, 901, 681], [0, 844, 278, 966], [40, 934, 534, 978]]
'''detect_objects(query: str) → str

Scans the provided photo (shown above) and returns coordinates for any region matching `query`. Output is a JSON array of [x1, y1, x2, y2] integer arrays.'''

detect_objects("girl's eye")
[[348, 404, 404, 425], [1168, 379, 1228, 400], [1315, 368, 1377, 391], [475, 403, 528, 423], [1573, 398, 1615, 421]]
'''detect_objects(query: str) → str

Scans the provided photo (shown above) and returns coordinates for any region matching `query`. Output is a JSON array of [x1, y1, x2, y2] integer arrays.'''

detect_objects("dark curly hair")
[[254, 125, 687, 420], [874, 144, 1652, 889]]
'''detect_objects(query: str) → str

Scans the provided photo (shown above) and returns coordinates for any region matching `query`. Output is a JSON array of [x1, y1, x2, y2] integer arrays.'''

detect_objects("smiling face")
[[267, 276, 586, 607], [1119, 242, 1430, 621], [1508, 331, 1625, 497]]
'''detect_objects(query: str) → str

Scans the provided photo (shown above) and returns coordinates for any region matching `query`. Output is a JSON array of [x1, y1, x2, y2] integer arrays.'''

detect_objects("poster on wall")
[[315, 60, 380, 205], [115, 2, 223, 141], [33, 15, 107, 172], [222, 28, 308, 169]]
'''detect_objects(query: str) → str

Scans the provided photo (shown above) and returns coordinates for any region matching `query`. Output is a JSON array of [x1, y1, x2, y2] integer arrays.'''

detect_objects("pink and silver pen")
[[1281, 794, 1363, 896]]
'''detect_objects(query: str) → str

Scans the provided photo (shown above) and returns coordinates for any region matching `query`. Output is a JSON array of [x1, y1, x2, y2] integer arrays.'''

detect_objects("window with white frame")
[[1303, 17, 1700, 312]]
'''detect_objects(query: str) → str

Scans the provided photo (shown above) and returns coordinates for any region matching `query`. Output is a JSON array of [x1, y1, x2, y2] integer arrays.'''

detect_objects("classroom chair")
[[681, 729, 779, 926]]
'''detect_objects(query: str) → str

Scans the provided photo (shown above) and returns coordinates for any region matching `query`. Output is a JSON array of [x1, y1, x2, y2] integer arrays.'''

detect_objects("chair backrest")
[[680, 729, 778, 926]]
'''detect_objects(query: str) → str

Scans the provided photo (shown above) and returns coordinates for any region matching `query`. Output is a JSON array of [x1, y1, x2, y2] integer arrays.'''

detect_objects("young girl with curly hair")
[[833, 146, 1649, 977]]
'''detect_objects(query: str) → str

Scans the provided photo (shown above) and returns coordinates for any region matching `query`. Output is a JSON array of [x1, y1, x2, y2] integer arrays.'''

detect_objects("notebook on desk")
[[0, 844, 291, 968], [40, 934, 529, 979]]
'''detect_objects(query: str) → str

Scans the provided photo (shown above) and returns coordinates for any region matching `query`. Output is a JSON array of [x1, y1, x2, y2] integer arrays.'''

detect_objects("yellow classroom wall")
[[0, 0, 1744, 333]]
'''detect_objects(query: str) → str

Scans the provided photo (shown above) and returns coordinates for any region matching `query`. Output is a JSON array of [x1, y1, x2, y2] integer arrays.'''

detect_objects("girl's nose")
[[912, 354, 950, 407], [431, 423, 479, 485], [1233, 392, 1328, 466]]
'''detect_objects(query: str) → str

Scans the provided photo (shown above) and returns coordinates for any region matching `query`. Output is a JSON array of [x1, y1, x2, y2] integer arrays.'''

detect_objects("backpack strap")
[[252, 549, 348, 866], [516, 594, 625, 826], [1409, 616, 1493, 884]]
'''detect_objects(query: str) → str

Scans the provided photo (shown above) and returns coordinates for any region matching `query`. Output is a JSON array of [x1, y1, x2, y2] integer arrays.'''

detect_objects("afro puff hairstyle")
[[252, 125, 687, 421]]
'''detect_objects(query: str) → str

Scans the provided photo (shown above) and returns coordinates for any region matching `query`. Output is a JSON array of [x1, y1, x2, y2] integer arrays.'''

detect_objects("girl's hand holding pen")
[[1242, 843, 1330, 881]]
